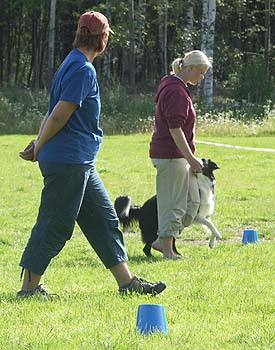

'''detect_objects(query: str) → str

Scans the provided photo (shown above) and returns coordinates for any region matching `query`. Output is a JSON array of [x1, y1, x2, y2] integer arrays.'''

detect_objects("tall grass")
[[0, 88, 48, 134], [197, 114, 275, 137], [1, 134, 275, 349], [1, 86, 275, 135]]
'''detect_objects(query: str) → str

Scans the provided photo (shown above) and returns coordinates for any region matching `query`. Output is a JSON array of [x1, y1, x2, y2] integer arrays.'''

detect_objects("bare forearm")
[[36, 116, 66, 149], [169, 127, 203, 172], [169, 128, 193, 160], [34, 101, 77, 159], [37, 112, 49, 139]]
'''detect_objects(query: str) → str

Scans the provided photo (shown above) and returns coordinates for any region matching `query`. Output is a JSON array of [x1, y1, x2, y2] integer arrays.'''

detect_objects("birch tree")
[[136, 0, 146, 80], [158, 0, 168, 76], [201, 0, 216, 105], [185, 0, 194, 51]]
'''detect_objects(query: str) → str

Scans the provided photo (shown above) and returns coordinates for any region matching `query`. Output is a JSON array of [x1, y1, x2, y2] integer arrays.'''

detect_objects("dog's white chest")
[[197, 174, 215, 217]]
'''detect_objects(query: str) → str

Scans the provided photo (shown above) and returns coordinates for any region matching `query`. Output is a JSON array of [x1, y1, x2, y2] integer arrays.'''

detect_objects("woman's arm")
[[169, 127, 203, 172], [19, 111, 50, 161], [37, 112, 49, 139], [33, 100, 78, 160]]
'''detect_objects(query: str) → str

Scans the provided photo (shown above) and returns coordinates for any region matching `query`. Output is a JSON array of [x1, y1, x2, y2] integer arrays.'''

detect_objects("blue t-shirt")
[[38, 49, 103, 164]]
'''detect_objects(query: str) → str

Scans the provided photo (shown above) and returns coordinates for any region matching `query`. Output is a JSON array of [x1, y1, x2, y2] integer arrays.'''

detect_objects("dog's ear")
[[208, 159, 220, 170]]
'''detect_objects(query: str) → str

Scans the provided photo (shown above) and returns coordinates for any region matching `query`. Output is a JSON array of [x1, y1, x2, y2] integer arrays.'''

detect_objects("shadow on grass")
[[0, 239, 12, 246], [0, 292, 58, 303], [58, 256, 102, 268], [127, 254, 164, 263]]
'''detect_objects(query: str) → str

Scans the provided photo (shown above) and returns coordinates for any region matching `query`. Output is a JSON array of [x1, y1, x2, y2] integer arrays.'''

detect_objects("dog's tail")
[[114, 195, 141, 230]]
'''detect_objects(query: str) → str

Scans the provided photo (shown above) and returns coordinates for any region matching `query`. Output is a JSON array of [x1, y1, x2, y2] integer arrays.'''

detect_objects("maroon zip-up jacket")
[[150, 75, 196, 159]]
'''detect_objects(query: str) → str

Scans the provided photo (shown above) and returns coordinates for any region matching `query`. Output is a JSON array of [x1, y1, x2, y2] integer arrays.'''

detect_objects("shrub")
[[0, 87, 48, 134], [0, 85, 274, 135], [228, 56, 275, 105], [100, 86, 155, 134]]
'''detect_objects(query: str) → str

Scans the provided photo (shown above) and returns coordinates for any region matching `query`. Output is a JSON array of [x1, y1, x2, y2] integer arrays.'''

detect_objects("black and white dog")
[[114, 159, 222, 257]]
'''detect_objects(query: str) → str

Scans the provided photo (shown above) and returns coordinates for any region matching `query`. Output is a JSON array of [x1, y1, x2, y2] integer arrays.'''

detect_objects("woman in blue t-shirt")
[[17, 11, 166, 297]]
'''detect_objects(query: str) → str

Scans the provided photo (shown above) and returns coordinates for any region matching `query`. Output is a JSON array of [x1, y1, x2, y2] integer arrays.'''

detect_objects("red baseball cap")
[[78, 11, 114, 35]]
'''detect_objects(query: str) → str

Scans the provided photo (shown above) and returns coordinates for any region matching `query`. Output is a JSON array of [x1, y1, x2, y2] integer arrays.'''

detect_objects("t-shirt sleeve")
[[60, 66, 92, 107], [163, 89, 190, 129]]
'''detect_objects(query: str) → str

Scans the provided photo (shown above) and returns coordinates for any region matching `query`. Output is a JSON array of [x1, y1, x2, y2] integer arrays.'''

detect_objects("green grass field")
[[1, 134, 275, 350]]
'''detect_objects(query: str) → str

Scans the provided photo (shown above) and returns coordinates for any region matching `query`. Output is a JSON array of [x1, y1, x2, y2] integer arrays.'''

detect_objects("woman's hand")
[[187, 156, 203, 174], [19, 140, 38, 161], [169, 128, 203, 173]]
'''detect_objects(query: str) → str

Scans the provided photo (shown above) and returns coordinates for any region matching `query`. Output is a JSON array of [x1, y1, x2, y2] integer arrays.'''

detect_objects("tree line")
[[0, 0, 274, 104]]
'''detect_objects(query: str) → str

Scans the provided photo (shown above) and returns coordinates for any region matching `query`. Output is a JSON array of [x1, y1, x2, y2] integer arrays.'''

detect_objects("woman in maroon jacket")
[[150, 50, 212, 259]]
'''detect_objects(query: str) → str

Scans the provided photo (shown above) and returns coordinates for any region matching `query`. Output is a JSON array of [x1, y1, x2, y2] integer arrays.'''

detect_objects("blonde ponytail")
[[170, 58, 184, 75]]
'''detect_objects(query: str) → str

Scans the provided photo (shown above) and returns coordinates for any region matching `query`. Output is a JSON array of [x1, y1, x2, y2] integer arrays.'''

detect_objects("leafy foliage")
[[0, 0, 274, 105], [229, 56, 275, 104]]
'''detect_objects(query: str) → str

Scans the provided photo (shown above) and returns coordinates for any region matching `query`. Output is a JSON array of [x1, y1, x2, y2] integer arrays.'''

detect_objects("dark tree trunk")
[[48, 0, 56, 89], [6, 1, 13, 85], [128, 0, 135, 89], [103, 0, 113, 86], [265, 0, 271, 78], [15, 2, 23, 84], [32, 6, 42, 89], [0, 0, 5, 86]]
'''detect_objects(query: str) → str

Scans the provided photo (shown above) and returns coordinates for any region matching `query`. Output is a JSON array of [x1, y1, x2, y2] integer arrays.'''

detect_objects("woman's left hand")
[[19, 140, 37, 161]]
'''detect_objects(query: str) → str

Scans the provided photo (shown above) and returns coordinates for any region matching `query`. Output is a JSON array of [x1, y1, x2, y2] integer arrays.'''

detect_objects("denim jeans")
[[20, 162, 128, 275]]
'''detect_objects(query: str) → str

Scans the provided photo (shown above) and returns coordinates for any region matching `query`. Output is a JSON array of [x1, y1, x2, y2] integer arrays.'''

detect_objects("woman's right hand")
[[169, 128, 204, 174], [19, 140, 37, 161], [187, 156, 203, 174]]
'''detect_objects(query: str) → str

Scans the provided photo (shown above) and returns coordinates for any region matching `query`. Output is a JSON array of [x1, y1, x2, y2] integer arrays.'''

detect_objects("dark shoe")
[[17, 283, 53, 299], [119, 276, 166, 296]]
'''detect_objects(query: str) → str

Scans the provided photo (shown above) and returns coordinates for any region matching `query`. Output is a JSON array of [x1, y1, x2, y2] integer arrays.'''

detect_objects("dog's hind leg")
[[143, 243, 153, 257], [194, 216, 222, 240]]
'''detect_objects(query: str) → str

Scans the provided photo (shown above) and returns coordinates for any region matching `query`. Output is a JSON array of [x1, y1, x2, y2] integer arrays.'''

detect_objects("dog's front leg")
[[195, 216, 222, 239], [194, 216, 222, 248]]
